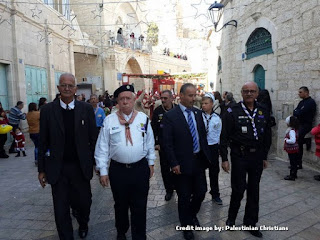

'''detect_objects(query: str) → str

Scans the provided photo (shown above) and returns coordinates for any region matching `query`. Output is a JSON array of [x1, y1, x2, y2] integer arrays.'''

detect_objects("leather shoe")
[[78, 226, 88, 239], [248, 229, 263, 238], [165, 192, 173, 201], [192, 217, 200, 227], [72, 209, 79, 218], [183, 231, 194, 240], [116, 233, 127, 240], [314, 175, 320, 181], [226, 219, 235, 227], [284, 175, 296, 181]]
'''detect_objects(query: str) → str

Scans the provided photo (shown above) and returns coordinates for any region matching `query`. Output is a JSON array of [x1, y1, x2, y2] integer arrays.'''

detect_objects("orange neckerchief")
[[116, 110, 138, 146]]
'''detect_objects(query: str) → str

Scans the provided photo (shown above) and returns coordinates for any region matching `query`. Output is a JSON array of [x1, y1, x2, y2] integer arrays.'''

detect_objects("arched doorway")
[[253, 64, 265, 90], [124, 57, 146, 90]]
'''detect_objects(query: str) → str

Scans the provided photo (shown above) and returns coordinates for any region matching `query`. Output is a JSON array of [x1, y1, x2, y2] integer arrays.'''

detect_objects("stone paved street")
[[1, 146, 320, 240]]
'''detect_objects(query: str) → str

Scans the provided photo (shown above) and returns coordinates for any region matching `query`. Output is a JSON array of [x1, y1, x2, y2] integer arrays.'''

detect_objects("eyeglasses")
[[59, 84, 76, 89], [242, 90, 257, 95]]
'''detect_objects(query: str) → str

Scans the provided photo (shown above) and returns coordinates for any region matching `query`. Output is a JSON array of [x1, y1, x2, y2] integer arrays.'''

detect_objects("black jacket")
[[293, 97, 317, 126], [38, 100, 98, 184], [151, 104, 177, 146], [220, 102, 272, 161], [162, 105, 212, 175]]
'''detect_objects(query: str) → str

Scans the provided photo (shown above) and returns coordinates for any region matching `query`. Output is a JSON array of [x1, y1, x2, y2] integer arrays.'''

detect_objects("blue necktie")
[[185, 109, 199, 152]]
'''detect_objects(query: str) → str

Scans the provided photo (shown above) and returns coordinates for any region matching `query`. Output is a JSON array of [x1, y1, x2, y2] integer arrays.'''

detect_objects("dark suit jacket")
[[38, 100, 98, 184], [162, 105, 211, 175]]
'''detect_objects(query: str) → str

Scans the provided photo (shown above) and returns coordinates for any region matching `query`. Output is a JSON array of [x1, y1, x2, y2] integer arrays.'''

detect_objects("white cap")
[[285, 116, 291, 125], [204, 92, 215, 102]]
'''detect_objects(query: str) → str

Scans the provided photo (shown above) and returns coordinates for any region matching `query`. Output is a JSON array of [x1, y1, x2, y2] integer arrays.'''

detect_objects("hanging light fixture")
[[208, 1, 237, 32]]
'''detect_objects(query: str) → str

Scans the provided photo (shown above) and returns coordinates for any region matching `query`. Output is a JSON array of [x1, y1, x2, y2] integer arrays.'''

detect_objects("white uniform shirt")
[[95, 111, 156, 176], [202, 111, 222, 145]]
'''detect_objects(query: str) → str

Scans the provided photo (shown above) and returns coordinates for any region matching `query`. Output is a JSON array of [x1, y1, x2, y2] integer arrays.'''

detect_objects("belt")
[[111, 158, 146, 169], [193, 151, 202, 158], [240, 146, 257, 153]]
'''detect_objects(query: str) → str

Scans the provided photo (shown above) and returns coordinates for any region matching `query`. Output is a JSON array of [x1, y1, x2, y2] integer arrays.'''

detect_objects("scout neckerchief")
[[240, 101, 258, 140], [202, 109, 215, 134], [116, 110, 138, 146]]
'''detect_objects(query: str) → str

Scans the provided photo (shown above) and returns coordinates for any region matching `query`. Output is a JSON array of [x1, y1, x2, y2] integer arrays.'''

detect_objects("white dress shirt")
[[60, 99, 75, 109], [202, 111, 222, 145], [94, 111, 156, 176]]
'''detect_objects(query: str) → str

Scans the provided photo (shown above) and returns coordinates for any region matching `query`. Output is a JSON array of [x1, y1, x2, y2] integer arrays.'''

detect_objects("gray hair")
[[59, 73, 76, 84], [161, 90, 173, 97]]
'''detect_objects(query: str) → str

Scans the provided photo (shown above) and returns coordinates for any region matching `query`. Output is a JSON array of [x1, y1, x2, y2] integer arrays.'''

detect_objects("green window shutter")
[[246, 28, 273, 59]]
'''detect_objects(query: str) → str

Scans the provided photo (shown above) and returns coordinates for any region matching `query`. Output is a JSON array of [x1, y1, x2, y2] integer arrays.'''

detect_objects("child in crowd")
[[0, 108, 10, 158], [11, 127, 26, 157], [284, 116, 299, 181], [311, 123, 320, 181]]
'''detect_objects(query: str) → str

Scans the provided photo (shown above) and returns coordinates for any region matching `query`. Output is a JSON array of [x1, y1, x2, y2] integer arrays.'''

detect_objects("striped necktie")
[[185, 109, 199, 152], [66, 104, 70, 110]]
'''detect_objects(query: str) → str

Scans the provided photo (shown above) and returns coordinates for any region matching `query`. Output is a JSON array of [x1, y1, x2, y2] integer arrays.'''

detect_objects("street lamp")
[[208, 1, 237, 32]]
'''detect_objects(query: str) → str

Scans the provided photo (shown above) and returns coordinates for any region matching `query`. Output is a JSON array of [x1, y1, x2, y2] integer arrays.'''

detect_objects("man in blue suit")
[[162, 83, 212, 240]]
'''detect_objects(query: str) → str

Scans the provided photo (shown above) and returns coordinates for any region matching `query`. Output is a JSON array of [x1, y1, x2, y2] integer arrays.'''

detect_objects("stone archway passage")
[[124, 57, 145, 90], [253, 64, 265, 90]]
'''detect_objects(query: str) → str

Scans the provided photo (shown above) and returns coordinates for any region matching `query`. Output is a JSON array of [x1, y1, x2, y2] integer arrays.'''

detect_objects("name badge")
[[242, 126, 248, 133]]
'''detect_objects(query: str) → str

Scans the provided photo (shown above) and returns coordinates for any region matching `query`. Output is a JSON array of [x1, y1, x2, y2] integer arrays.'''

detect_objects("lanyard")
[[203, 111, 214, 134], [240, 102, 258, 140]]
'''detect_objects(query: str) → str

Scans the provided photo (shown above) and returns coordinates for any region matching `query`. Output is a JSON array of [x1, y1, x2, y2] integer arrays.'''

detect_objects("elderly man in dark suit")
[[38, 73, 98, 239], [162, 83, 212, 240]]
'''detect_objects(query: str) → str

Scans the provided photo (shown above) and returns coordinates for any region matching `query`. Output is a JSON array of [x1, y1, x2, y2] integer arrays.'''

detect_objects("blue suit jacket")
[[162, 106, 212, 175]]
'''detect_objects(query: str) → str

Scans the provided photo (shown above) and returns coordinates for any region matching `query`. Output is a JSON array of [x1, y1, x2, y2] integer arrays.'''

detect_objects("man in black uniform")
[[151, 90, 177, 201], [220, 82, 271, 238], [293, 86, 317, 169]]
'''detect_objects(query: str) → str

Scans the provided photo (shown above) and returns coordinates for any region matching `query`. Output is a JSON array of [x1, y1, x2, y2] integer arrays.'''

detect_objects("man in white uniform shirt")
[[201, 93, 223, 205], [95, 85, 156, 240]]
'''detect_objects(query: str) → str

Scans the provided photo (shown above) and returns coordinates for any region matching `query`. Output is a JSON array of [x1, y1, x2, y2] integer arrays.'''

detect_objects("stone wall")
[[209, 0, 320, 168]]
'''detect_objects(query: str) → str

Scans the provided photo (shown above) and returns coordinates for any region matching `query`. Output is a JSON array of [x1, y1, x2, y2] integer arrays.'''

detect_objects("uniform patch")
[[227, 108, 232, 113], [258, 110, 263, 115], [112, 126, 119, 130], [258, 115, 265, 119]]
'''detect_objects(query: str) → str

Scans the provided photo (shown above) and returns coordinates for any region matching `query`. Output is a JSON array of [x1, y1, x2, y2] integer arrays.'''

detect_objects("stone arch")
[[241, 17, 277, 91], [123, 57, 146, 91]]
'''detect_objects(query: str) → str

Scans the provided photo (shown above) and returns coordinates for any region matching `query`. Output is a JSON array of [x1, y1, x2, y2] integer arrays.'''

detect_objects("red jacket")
[[12, 132, 25, 149], [0, 116, 9, 125], [311, 124, 320, 157]]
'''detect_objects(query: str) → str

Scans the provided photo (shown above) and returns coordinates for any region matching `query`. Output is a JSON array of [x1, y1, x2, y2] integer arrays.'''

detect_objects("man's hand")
[[100, 175, 109, 187], [149, 165, 154, 178], [38, 172, 47, 188], [172, 165, 181, 175], [222, 161, 230, 173], [263, 160, 268, 169], [155, 145, 160, 151]]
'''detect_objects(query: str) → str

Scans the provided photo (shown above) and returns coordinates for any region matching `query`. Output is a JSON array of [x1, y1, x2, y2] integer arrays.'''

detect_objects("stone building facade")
[[208, 0, 320, 168]]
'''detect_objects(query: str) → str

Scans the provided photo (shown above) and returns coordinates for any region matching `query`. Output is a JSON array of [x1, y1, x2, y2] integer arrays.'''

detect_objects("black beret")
[[114, 84, 134, 98]]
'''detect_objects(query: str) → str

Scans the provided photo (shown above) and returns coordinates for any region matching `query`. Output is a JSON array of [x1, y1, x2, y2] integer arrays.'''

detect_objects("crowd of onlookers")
[[163, 48, 188, 60]]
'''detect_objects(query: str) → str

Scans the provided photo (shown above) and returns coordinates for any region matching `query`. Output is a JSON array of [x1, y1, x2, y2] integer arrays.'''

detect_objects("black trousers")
[[208, 144, 220, 198], [159, 149, 175, 193], [51, 162, 92, 240], [175, 154, 207, 227], [297, 124, 312, 166], [288, 153, 299, 177], [228, 150, 263, 226], [109, 159, 150, 240], [0, 133, 7, 156]]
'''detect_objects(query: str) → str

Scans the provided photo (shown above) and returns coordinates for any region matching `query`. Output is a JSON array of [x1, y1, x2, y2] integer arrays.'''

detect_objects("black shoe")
[[22, 151, 26, 157], [183, 231, 194, 240], [0, 154, 9, 158], [192, 217, 200, 227], [116, 233, 127, 240], [212, 197, 223, 205], [165, 192, 173, 201], [78, 226, 88, 239], [284, 175, 296, 181], [226, 219, 235, 227], [314, 175, 320, 181], [15, 152, 20, 157], [9, 150, 18, 154], [248, 229, 263, 238]]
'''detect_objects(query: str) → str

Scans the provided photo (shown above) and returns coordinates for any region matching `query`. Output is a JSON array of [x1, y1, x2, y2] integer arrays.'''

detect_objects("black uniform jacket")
[[151, 103, 177, 146], [162, 105, 212, 175], [38, 100, 98, 184], [220, 102, 272, 161]]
